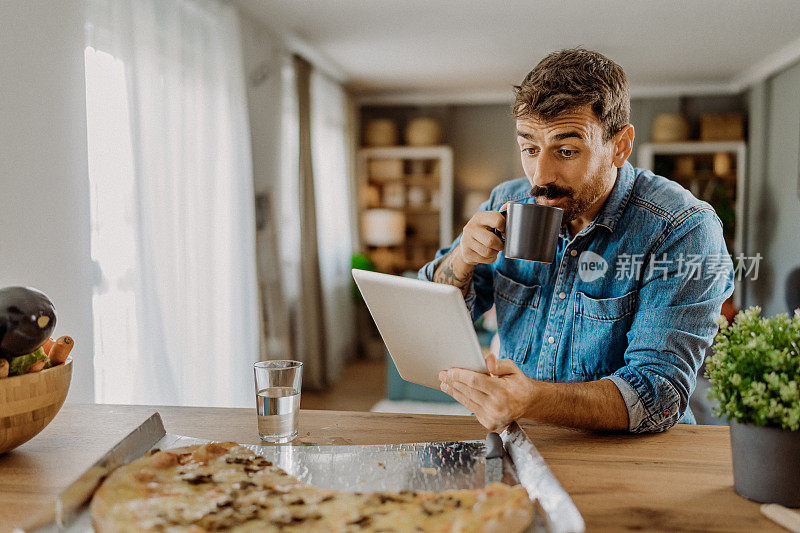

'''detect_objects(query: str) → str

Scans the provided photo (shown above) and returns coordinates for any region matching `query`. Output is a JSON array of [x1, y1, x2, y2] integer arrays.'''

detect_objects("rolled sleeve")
[[418, 251, 448, 282], [603, 365, 683, 433], [602, 209, 735, 433]]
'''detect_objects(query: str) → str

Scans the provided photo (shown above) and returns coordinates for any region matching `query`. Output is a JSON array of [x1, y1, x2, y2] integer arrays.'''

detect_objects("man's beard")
[[530, 169, 609, 223]]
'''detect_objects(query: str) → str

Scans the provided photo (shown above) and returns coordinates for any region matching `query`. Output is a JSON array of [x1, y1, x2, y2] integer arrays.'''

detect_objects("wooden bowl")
[[0, 357, 72, 454]]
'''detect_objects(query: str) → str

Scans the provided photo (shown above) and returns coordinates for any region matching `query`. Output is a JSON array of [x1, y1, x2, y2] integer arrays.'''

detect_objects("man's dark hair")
[[513, 48, 630, 142]]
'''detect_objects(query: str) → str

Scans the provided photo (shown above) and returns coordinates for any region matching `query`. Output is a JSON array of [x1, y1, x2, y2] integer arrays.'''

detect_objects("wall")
[[363, 87, 800, 316], [745, 60, 800, 315], [361, 104, 524, 225], [361, 94, 746, 226], [446, 105, 524, 194], [0, 0, 94, 401], [745, 81, 769, 312], [361, 104, 522, 190], [630, 94, 747, 164]]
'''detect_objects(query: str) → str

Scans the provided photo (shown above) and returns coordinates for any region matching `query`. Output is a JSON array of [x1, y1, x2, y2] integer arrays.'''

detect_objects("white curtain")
[[274, 57, 356, 387], [310, 69, 356, 382], [85, 0, 259, 407], [277, 57, 302, 323]]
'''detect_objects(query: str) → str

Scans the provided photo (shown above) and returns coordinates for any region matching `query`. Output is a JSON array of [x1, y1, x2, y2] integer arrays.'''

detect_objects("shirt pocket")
[[494, 270, 541, 364], [570, 290, 637, 377]]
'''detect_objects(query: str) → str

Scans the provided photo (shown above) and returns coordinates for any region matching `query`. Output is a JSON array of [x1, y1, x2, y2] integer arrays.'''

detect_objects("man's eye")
[[558, 149, 577, 158], [521, 147, 538, 156]]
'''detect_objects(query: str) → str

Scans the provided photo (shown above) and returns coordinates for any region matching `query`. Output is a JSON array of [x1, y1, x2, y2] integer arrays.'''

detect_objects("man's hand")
[[439, 353, 630, 432], [432, 207, 506, 295], [457, 209, 506, 266], [438, 353, 533, 432]]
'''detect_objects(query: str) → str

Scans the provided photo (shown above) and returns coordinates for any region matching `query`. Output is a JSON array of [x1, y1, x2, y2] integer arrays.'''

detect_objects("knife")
[[24, 412, 166, 531], [761, 504, 800, 533], [484, 432, 504, 485], [502, 422, 585, 533]]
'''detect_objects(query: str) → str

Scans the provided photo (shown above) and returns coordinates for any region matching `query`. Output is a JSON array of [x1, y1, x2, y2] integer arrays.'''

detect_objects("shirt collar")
[[593, 160, 636, 233]]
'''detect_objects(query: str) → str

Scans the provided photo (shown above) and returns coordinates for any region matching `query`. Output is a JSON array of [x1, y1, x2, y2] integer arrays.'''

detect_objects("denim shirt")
[[419, 161, 735, 433]]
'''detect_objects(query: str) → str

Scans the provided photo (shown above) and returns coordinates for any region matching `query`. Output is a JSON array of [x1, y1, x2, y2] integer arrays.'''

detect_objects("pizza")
[[90, 441, 533, 532]]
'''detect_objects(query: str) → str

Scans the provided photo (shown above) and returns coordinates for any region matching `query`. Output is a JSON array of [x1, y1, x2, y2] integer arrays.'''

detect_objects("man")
[[419, 48, 734, 434]]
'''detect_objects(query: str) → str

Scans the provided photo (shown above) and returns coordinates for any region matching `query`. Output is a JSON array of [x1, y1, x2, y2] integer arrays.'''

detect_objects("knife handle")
[[761, 504, 800, 533], [485, 432, 504, 459]]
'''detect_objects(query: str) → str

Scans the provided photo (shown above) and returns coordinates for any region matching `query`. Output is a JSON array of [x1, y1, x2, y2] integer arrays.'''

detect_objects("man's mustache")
[[530, 184, 573, 199]]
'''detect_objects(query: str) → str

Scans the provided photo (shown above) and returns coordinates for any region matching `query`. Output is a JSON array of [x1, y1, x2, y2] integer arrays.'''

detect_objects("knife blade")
[[484, 431, 504, 486], [25, 412, 166, 531]]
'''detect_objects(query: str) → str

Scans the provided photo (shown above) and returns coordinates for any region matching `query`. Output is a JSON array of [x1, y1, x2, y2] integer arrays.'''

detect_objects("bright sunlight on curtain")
[[85, 0, 258, 407]]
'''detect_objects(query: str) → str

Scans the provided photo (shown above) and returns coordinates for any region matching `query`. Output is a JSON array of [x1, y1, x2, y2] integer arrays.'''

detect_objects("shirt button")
[[570, 250, 577, 257], [547, 336, 555, 344], [558, 291, 566, 299]]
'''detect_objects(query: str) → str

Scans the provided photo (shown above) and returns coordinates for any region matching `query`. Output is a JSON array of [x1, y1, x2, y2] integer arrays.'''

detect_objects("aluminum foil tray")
[[54, 422, 584, 533]]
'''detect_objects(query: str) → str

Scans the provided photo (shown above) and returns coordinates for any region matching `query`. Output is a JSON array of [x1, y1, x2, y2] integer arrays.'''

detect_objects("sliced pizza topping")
[[90, 442, 534, 532]]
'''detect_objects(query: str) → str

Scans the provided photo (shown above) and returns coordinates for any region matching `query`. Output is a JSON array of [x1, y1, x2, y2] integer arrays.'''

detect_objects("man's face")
[[515, 105, 617, 223]]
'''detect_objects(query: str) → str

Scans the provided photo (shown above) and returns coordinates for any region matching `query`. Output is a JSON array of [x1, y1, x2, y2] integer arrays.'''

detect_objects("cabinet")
[[357, 146, 453, 274], [638, 141, 746, 306]]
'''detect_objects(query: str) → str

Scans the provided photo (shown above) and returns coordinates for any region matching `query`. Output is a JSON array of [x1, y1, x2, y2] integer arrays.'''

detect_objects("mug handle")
[[492, 202, 511, 243]]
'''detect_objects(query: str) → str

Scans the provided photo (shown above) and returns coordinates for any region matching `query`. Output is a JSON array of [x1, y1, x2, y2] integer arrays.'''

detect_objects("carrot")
[[49, 336, 74, 365], [0, 359, 8, 378], [42, 338, 55, 355], [28, 360, 46, 373]]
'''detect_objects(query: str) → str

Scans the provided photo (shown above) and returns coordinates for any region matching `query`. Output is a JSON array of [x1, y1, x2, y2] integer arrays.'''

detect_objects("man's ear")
[[611, 124, 634, 168]]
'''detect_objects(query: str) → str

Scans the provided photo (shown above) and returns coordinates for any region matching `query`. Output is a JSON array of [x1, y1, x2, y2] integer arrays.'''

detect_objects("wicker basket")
[[700, 113, 744, 141], [0, 358, 72, 454]]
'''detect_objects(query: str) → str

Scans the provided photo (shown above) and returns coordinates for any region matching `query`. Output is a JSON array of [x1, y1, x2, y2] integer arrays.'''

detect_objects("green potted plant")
[[705, 307, 800, 507]]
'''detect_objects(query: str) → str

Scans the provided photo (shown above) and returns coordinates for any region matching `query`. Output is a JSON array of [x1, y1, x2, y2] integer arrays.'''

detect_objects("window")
[[84, 46, 142, 403]]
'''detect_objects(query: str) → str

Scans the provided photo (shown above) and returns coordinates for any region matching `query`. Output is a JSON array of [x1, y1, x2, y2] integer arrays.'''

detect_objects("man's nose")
[[529, 151, 558, 187]]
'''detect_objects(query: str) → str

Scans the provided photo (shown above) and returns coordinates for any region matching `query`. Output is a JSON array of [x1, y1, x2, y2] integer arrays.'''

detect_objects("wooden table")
[[0, 404, 781, 532]]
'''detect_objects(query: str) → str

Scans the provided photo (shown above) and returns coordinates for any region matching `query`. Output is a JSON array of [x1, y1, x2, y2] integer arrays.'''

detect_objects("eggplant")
[[0, 286, 56, 359]]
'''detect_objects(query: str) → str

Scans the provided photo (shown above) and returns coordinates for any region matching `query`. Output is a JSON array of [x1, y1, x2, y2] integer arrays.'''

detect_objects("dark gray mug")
[[500, 202, 563, 263]]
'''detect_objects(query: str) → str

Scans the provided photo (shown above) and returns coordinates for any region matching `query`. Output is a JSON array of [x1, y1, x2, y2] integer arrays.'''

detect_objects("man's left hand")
[[438, 353, 534, 432]]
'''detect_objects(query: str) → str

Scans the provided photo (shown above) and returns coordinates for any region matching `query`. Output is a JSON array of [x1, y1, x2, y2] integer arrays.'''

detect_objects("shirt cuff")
[[418, 254, 447, 282], [601, 370, 681, 433], [602, 374, 645, 432]]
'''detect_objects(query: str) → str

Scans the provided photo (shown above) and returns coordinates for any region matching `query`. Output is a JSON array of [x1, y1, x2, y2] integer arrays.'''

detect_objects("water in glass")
[[256, 386, 300, 442]]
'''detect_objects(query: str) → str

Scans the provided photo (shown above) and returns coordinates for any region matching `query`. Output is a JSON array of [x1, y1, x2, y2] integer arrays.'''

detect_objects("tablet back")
[[352, 269, 486, 389]]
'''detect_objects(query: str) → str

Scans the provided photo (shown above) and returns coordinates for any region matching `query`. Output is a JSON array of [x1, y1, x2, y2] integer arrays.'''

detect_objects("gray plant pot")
[[730, 420, 800, 507]]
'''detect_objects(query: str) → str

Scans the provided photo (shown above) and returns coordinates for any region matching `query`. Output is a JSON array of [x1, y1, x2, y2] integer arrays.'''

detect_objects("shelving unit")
[[357, 146, 453, 274], [638, 141, 746, 307]]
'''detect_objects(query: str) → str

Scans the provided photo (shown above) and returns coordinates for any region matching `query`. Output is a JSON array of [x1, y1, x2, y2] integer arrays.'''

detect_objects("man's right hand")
[[457, 209, 506, 266], [432, 208, 506, 295]]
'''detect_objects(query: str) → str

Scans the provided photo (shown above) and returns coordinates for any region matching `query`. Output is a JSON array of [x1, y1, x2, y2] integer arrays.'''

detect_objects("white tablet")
[[352, 268, 487, 389]]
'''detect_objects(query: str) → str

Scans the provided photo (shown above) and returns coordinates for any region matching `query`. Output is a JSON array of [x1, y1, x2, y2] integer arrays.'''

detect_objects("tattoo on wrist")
[[434, 254, 473, 292]]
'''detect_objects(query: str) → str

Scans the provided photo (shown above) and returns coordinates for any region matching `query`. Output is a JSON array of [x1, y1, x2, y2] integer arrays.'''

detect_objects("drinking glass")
[[253, 360, 303, 443]]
